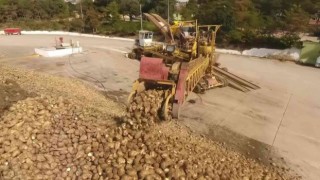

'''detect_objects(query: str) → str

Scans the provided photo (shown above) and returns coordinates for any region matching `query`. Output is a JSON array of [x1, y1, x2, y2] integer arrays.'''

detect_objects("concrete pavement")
[[181, 54, 320, 179]]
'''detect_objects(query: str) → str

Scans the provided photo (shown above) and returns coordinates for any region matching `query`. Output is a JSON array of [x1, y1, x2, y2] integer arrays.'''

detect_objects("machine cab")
[[138, 30, 153, 47]]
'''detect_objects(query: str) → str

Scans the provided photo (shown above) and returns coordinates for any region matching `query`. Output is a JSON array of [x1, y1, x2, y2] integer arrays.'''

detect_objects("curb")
[[0, 30, 135, 42]]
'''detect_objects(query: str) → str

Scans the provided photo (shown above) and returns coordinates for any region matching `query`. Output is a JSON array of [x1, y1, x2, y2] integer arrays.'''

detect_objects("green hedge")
[[0, 20, 156, 37], [98, 21, 157, 36], [0, 20, 70, 31], [219, 29, 302, 49]]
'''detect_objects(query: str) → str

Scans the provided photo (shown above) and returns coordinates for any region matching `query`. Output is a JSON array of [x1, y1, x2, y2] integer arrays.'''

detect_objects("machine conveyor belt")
[[213, 66, 260, 92]]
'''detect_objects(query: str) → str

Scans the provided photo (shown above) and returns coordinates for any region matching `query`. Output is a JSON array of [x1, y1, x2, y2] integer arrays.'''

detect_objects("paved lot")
[[182, 55, 320, 179], [1, 35, 320, 179], [0, 35, 138, 93]]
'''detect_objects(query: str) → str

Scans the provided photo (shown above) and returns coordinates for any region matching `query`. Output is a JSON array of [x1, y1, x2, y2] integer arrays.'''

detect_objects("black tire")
[[193, 84, 202, 93], [128, 52, 136, 59]]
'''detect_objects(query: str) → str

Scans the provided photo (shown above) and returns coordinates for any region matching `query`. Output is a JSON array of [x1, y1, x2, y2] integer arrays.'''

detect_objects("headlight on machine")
[[166, 45, 176, 53]]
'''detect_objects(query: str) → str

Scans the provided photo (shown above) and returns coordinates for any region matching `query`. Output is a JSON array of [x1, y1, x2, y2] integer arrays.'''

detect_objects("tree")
[[300, 0, 319, 14], [284, 4, 309, 33], [95, 0, 113, 6], [33, 2, 50, 20], [119, 0, 139, 21], [143, 0, 176, 20], [232, 0, 264, 30], [70, 18, 85, 32], [78, 0, 94, 17], [196, 0, 235, 32], [181, 0, 198, 20], [86, 7, 100, 33], [105, 1, 120, 24]]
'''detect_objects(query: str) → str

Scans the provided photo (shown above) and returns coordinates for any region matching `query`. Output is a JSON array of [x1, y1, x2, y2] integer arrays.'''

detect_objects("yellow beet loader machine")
[[128, 13, 259, 120]]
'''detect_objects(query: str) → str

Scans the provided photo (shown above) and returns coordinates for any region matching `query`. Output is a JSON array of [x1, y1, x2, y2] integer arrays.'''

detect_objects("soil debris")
[[0, 79, 36, 115]]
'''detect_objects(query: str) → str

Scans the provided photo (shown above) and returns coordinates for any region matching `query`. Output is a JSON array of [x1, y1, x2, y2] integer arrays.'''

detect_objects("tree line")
[[190, 0, 320, 48], [0, 0, 319, 48]]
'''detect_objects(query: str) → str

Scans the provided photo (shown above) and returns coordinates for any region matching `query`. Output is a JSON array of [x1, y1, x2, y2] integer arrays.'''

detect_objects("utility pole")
[[80, 0, 84, 20], [140, 4, 143, 30], [167, 0, 170, 24]]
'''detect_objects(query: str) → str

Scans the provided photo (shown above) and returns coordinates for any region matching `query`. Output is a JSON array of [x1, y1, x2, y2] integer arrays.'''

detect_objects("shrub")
[[221, 30, 302, 49], [228, 29, 244, 44], [98, 21, 157, 36], [279, 34, 302, 48], [70, 19, 84, 32], [311, 27, 320, 37]]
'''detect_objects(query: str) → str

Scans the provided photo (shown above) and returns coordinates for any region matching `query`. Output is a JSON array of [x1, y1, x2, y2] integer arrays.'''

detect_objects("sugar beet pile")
[[0, 65, 299, 179]]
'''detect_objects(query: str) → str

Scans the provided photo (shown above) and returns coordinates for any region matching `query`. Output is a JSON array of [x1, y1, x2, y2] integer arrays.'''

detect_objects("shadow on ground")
[[181, 118, 290, 169], [0, 79, 36, 116]]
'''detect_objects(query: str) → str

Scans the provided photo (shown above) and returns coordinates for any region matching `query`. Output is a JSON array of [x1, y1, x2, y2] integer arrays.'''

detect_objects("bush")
[[113, 21, 140, 35], [311, 27, 320, 37], [244, 34, 301, 49], [220, 29, 302, 49], [98, 21, 157, 36], [0, 20, 71, 31], [70, 19, 84, 32], [279, 34, 302, 48], [228, 29, 244, 44]]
